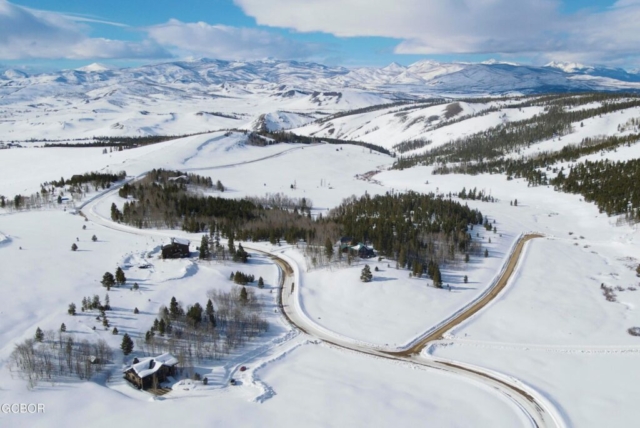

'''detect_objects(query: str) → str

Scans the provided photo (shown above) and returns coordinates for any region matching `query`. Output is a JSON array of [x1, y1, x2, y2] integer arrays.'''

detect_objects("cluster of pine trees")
[[433, 132, 640, 187], [457, 187, 496, 203], [48, 171, 126, 189], [230, 271, 255, 285], [394, 95, 640, 168], [551, 158, 640, 219], [328, 191, 486, 275]]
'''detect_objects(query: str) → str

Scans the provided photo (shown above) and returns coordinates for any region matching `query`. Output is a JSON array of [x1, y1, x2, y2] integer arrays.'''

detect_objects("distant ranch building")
[[124, 353, 178, 390], [162, 237, 190, 259]]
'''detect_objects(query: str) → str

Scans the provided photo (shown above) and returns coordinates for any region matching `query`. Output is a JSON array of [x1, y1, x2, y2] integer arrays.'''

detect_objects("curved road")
[[80, 167, 562, 428], [267, 238, 562, 428]]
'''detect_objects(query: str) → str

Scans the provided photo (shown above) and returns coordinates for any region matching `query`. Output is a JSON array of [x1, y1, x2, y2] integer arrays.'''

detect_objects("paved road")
[[264, 236, 562, 428]]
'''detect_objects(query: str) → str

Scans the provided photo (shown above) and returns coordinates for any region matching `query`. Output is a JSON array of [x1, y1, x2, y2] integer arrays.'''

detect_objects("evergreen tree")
[[464, 275, 468, 283], [145, 330, 153, 343], [398, 247, 407, 269], [71, 243, 78, 251], [199, 235, 210, 260], [120, 333, 134, 355], [112, 327, 118, 335], [169, 297, 181, 318], [205, 299, 216, 327], [132, 282, 139, 291], [258, 277, 265, 288], [240, 287, 248, 304], [92, 235, 98, 242], [68, 302, 76, 316], [186, 303, 203, 326], [228, 235, 236, 255], [115, 267, 126, 286], [416, 262, 424, 278], [514, 199, 518, 207], [60, 323, 66, 332], [134, 307, 139, 314], [35, 327, 44, 342], [360, 265, 373, 282], [233, 243, 249, 263], [325, 238, 334, 259], [104, 293, 110, 310], [433, 264, 442, 288], [465, 253, 470, 263], [101, 272, 115, 290], [484, 248, 489, 258]]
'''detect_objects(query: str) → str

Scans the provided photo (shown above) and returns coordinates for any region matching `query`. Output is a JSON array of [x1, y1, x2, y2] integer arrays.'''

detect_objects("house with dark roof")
[[123, 353, 178, 390], [161, 237, 190, 259]]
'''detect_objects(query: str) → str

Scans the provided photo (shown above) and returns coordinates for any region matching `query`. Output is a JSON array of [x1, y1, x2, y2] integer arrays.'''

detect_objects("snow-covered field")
[[2, 88, 640, 427]]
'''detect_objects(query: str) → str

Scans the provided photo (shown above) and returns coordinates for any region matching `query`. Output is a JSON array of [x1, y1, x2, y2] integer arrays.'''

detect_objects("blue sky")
[[1, 0, 639, 72]]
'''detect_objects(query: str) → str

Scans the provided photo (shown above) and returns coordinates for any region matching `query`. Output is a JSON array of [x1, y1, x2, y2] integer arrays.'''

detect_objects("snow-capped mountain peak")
[[76, 63, 113, 73], [545, 61, 593, 73]]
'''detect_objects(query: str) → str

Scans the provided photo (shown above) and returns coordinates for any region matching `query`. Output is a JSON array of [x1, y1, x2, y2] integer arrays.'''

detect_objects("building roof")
[[171, 237, 190, 246], [126, 353, 178, 378]]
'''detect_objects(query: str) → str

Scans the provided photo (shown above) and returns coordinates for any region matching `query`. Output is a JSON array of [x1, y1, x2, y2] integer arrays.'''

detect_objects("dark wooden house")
[[124, 353, 179, 390], [161, 237, 190, 259]]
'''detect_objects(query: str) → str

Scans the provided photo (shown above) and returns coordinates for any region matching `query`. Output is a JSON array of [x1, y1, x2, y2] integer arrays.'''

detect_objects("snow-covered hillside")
[[1, 58, 640, 141]]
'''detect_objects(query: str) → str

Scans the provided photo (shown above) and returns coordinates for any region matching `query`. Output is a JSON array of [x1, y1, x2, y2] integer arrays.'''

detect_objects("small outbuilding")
[[123, 353, 179, 390], [161, 237, 190, 259]]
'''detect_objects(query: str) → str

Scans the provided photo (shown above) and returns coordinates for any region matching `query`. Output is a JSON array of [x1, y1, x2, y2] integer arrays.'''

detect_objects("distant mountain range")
[[1, 58, 640, 104], [1, 58, 639, 141]]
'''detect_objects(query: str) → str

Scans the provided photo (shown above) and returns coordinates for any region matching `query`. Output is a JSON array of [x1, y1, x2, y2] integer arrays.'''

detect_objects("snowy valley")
[[1, 60, 640, 428]]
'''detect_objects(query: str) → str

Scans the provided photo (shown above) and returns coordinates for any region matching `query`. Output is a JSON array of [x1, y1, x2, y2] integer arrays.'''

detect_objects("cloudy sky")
[[2, 0, 640, 71]]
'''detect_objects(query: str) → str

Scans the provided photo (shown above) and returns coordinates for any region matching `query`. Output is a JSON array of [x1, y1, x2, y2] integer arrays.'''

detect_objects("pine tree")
[[35, 327, 44, 342], [199, 234, 210, 260], [228, 235, 236, 255], [134, 307, 139, 314], [158, 319, 166, 336], [104, 293, 110, 310], [360, 265, 373, 282], [433, 264, 442, 288], [205, 299, 216, 327], [145, 330, 153, 343], [68, 302, 76, 316], [416, 262, 424, 278], [484, 248, 489, 258], [514, 199, 518, 207], [115, 267, 126, 286], [92, 235, 97, 242], [132, 282, 139, 291], [60, 323, 66, 332], [120, 333, 134, 356], [71, 243, 78, 251], [258, 277, 265, 288], [101, 272, 115, 290], [325, 238, 334, 259], [464, 275, 468, 283], [465, 253, 470, 263], [112, 327, 119, 335], [240, 287, 248, 304], [169, 297, 181, 318], [398, 247, 407, 269]]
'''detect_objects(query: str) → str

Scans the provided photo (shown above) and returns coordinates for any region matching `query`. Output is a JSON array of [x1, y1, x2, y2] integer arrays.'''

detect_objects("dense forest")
[[328, 191, 485, 275], [394, 96, 640, 168], [432, 133, 640, 186], [112, 170, 488, 277], [551, 158, 640, 220]]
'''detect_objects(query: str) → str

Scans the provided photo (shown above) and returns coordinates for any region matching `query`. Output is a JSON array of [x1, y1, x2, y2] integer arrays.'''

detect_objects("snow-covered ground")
[[3, 92, 640, 426]]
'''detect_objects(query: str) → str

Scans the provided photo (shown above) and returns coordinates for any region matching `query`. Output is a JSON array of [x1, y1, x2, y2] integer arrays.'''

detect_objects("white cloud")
[[145, 20, 321, 60], [235, 0, 640, 65], [0, 0, 169, 60]]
